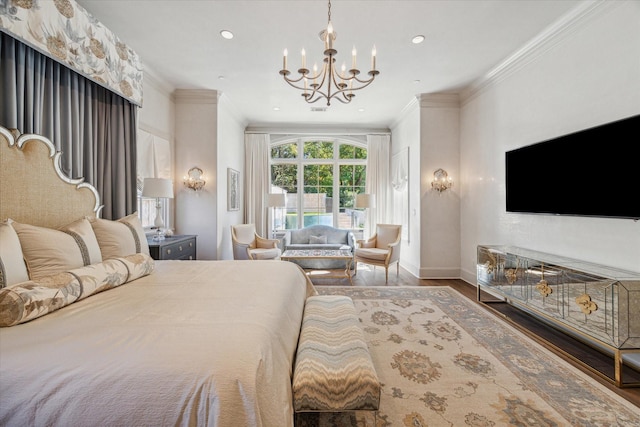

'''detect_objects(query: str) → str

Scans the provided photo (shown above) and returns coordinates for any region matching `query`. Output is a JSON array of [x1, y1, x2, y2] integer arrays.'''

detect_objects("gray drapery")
[[0, 32, 137, 220]]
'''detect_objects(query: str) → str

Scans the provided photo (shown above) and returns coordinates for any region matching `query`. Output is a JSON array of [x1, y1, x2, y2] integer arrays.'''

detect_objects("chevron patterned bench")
[[292, 295, 380, 424]]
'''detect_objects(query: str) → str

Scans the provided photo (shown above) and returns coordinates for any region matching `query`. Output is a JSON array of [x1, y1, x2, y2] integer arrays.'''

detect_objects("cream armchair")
[[231, 224, 282, 260], [355, 224, 402, 283]]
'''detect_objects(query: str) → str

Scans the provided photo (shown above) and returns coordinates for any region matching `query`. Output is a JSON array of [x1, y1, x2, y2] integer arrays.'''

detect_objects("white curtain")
[[244, 133, 271, 236], [366, 134, 391, 237], [136, 130, 171, 181]]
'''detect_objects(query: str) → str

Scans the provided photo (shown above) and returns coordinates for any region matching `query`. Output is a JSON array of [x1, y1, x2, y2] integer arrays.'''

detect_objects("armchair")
[[230, 224, 282, 260], [354, 224, 402, 283]]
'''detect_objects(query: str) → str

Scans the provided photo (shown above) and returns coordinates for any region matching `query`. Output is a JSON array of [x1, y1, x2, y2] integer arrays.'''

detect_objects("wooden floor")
[[312, 264, 640, 409]]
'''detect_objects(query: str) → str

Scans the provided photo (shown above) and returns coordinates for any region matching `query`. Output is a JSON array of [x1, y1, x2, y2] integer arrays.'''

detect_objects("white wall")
[[459, 0, 640, 283], [174, 90, 219, 260], [217, 94, 246, 260], [419, 94, 461, 278], [390, 100, 421, 276]]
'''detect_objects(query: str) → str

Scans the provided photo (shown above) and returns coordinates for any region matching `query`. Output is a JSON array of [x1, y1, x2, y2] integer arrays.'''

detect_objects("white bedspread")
[[0, 260, 314, 427]]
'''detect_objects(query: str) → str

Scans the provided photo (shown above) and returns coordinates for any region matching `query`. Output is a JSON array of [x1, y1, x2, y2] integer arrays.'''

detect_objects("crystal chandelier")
[[279, 0, 379, 106]]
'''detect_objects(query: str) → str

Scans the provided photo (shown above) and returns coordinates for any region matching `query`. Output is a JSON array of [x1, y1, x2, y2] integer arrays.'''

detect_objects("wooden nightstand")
[[147, 235, 197, 260]]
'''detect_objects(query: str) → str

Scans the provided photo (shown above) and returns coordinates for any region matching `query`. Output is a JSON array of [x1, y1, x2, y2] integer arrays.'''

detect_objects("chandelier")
[[279, 0, 379, 106]]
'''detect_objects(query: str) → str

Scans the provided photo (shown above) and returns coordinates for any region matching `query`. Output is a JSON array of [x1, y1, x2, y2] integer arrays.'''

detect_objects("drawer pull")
[[167, 249, 171, 255], [189, 242, 193, 247], [179, 246, 183, 251]]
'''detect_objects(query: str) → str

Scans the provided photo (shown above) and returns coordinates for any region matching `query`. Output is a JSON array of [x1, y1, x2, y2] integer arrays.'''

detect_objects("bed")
[[0, 126, 316, 427]]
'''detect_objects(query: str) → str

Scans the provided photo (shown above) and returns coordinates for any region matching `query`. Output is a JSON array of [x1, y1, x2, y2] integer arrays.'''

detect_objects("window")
[[270, 137, 367, 231]]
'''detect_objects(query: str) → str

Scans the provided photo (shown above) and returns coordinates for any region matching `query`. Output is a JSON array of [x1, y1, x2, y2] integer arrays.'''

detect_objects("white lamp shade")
[[142, 178, 174, 198], [266, 193, 286, 207], [355, 193, 376, 209]]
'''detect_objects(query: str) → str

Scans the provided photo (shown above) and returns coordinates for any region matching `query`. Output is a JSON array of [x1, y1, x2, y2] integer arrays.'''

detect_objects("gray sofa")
[[283, 225, 355, 270]]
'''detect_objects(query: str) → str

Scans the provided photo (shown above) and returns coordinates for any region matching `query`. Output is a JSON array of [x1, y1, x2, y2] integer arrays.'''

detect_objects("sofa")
[[283, 225, 356, 270]]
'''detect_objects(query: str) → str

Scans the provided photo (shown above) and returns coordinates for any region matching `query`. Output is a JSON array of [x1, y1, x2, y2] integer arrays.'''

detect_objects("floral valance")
[[0, 0, 143, 106]]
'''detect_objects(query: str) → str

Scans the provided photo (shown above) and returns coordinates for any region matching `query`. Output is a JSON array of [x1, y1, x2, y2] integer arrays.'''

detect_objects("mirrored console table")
[[477, 245, 640, 387]]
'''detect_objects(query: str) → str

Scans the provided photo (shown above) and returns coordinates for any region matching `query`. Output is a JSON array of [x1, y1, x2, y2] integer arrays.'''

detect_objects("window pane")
[[338, 165, 366, 230], [339, 143, 367, 159], [271, 142, 298, 159], [271, 164, 297, 193], [304, 141, 333, 159], [339, 144, 354, 159], [303, 164, 333, 226], [271, 164, 298, 229]]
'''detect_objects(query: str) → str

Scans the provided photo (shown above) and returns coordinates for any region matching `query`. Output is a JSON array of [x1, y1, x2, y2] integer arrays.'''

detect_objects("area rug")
[[299, 286, 640, 427]]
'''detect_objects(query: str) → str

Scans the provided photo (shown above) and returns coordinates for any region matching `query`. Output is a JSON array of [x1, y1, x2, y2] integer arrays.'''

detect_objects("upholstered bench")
[[292, 295, 380, 424]]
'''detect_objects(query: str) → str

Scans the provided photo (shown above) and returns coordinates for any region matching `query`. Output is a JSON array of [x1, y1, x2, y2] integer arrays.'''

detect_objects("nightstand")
[[147, 235, 197, 260]]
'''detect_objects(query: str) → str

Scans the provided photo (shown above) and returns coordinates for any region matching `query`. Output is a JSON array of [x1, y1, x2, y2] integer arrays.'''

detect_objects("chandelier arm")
[[282, 77, 313, 92], [305, 61, 330, 101], [349, 73, 378, 85]]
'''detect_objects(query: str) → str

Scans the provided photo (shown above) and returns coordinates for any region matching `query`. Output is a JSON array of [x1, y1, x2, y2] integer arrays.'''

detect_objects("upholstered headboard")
[[0, 126, 102, 228]]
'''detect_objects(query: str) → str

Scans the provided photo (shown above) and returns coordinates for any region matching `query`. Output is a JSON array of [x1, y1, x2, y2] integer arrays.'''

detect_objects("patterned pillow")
[[0, 220, 30, 288], [88, 213, 150, 259], [0, 253, 155, 327], [309, 235, 327, 244], [11, 218, 103, 281]]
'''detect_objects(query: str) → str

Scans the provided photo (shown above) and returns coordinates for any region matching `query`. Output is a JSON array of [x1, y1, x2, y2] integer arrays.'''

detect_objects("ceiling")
[[76, 0, 582, 128]]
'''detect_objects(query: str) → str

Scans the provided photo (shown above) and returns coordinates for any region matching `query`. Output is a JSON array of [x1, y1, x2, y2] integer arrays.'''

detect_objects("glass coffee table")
[[281, 248, 354, 285]]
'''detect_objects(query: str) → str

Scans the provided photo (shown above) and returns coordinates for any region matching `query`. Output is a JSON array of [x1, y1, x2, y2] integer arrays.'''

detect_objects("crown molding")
[[419, 93, 461, 109], [173, 89, 220, 104], [245, 124, 390, 135], [460, 0, 614, 105]]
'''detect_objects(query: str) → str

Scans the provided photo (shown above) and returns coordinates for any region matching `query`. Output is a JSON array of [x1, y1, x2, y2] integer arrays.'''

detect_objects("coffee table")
[[281, 249, 354, 285]]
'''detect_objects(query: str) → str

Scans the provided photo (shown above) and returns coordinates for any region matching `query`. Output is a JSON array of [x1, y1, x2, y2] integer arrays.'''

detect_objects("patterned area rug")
[[299, 286, 640, 426]]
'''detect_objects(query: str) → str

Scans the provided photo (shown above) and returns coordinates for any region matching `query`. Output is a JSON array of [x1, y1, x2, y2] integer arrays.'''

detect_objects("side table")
[[147, 235, 197, 260]]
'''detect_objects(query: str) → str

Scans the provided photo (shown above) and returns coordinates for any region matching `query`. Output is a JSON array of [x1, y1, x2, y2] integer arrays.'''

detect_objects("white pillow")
[[0, 220, 30, 288], [309, 235, 327, 244], [88, 213, 150, 259], [11, 218, 103, 281]]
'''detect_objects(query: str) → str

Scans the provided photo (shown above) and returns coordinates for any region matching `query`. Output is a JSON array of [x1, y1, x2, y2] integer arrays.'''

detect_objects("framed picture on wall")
[[227, 168, 240, 211]]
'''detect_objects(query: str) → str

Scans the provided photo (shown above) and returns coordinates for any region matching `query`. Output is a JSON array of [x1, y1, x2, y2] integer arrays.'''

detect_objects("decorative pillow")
[[309, 235, 327, 244], [0, 272, 81, 327], [0, 253, 155, 327], [89, 213, 150, 260], [11, 218, 103, 281], [0, 220, 30, 288], [360, 240, 376, 248]]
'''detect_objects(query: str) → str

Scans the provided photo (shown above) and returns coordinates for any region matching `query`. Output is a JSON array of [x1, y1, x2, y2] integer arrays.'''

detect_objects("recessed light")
[[412, 35, 425, 44], [413, 79, 421, 84], [220, 30, 234, 40], [218, 75, 225, 80], [273, 107, 280, 111], [358, 108, 365, 112]]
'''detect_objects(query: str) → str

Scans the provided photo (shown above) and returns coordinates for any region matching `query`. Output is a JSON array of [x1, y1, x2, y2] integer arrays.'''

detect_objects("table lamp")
[[142, 178, 174, 240], [266, 193, 286, 238]]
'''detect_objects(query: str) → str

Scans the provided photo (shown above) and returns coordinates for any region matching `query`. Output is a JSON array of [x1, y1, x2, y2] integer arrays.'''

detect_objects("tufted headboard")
[[0, 126, 102, 228]]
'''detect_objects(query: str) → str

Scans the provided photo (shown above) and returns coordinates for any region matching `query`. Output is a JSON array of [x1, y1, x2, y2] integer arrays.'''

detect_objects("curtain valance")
[[0, 0, 143, 106]]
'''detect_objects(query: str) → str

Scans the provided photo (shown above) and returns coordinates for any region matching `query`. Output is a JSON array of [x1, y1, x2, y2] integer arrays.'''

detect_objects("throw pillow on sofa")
[[309, 235, 327, 244]]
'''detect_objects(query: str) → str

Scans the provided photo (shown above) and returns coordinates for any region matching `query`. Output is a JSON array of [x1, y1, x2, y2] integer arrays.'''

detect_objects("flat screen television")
[[505, 114, 640, 220]]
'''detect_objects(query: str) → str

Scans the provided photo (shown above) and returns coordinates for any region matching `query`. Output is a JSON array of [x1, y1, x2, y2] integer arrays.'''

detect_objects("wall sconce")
[[183, 167, 206, 191], [431, 168, 453, 193]]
